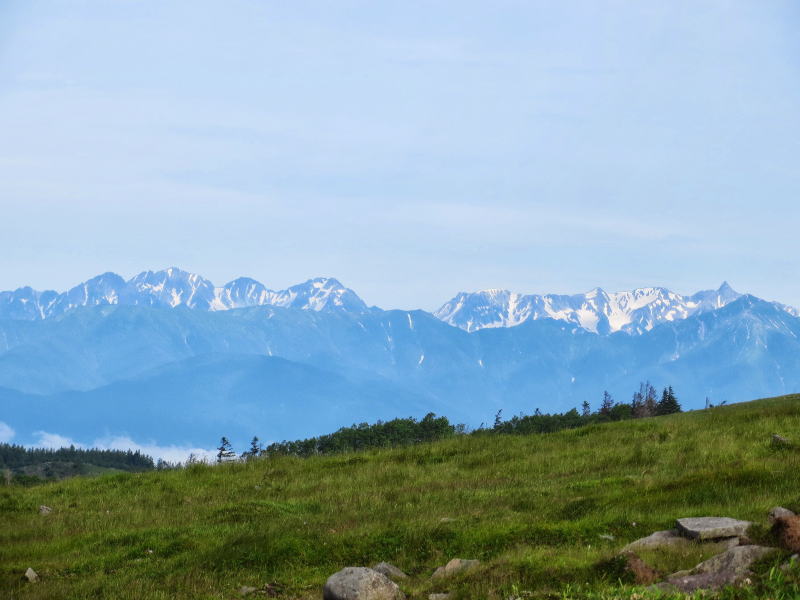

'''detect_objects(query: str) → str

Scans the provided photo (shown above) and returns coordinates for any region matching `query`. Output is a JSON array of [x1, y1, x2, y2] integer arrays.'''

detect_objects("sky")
[[1, 1, 799, 311]]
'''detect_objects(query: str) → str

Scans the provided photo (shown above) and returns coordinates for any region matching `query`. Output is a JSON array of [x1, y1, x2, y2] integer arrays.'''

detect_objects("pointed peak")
[[718, 281, 736, 293]]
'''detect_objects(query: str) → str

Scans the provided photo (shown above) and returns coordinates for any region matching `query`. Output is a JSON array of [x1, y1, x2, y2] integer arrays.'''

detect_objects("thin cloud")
[[0, 421, 15, 443]]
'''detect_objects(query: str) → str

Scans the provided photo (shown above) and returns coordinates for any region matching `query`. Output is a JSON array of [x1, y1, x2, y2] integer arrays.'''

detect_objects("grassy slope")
[[2, 395, 800, 599]]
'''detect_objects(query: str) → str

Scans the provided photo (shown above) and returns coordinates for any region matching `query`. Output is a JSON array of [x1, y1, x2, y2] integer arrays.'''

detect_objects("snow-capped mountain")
[[0, 268, 367, 320], [434, 282, 796, 334]]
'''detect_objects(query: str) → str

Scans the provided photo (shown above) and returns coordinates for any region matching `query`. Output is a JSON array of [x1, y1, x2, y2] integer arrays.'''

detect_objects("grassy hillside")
[[2, 395, 800, 599]]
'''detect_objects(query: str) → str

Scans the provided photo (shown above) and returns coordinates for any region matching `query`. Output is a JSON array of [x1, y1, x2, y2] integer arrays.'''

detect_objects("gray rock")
[[372, 562, 408, 580], [769, 507, 796, 524], [598, 534, 615, 541], [663, 545, 776, 593], [772, 434, 792, 447], [323, 567, 405, 600], [238, 586, 258, 596], [781, 554, 799, 572], [429, 595, 451, 600], [723, 537, 741, 550], [24, 567, 39, 582], [38, 505, 52, 515], [431, 558, 480, 579], [676, 517, 752, 540], [621, 529, 689, 552]]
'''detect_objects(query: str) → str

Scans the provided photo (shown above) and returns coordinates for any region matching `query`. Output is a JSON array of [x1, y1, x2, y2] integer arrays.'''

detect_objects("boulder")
[[620, 552, 660, 585], [372, 562, 408, 580], [662, 545, 775, 593], [24, 567, 39, 583], [323, 567, 405, 600], [773, 515, 800, 553], [38, 505, 52, 515], [676, 517, 752, 540], [768, 506, 795, 524], [431, 558, 480, 579], [621, 529, 689, 552]]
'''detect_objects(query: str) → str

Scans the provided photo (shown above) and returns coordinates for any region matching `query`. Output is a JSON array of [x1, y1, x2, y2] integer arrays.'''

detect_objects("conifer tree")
[[581, 400, 591, 418], [656, 386, 682, 415], [216, 437, 236, 463], [599, 391, 614, 417], [494, 409, 504, 429], [248, 436, 261, 458]]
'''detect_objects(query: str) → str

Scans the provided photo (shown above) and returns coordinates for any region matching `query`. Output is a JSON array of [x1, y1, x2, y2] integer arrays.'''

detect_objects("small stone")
[[769, 506, 796, 524], [772, 434, 792, 447], [429, 595, 451, 600], [431, 558, 480, 579], [323, 567, 405, 600], [238, 586, 258, 596], [372, 562, 408, 580], [439, 517, 456, 523], [24, 567, 39, 582], [621, 529, 689, 552], [780, 554, 800, 572], [598, 533, 615, 541], [38, 505, 52, 515], [676, 517, 752, 540]]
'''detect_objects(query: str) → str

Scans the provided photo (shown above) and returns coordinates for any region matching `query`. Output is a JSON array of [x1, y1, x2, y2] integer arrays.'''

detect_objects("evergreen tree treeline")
[[264, 412, 459, 458], [250, 383, 682, 459], [0, 444, 154, 472]]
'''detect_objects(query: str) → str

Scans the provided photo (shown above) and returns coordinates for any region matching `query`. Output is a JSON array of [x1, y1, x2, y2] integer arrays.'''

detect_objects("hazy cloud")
[[0, 422, 15, 443]]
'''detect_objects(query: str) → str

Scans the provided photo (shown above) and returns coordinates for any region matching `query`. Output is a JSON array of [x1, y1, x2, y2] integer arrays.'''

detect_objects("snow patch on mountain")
[[0, 268, 367, 320], [434, 282, 797, 335]]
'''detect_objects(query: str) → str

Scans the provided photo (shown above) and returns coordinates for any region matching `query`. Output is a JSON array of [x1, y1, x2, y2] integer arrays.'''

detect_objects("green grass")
[[2, 395, 800, 599]]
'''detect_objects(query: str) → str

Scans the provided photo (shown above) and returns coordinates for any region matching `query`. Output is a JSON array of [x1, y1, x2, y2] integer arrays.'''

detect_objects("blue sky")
[[1, 1, 798, 310]]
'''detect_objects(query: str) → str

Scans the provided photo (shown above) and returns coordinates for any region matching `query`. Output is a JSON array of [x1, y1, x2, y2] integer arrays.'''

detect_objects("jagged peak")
[[435, 283, 780, 335]]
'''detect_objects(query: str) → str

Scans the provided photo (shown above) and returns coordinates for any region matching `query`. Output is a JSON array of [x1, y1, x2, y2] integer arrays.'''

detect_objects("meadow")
[[2, 394, 800, 599]]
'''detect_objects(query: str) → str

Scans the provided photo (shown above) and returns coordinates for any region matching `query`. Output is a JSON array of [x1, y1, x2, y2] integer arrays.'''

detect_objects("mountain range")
[[1, 268, 798, 450]]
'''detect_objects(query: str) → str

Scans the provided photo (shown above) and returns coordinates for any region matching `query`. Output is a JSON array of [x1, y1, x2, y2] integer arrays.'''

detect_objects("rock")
[[621, 552, 660, 585], [598, 534, 615, 541], [781, 554, 799, 572], [238, 586, 258, 596], [772, 434, 792, 447], [773, 515, 800, 553], [24, 567, 39, 582], [769, 506, 796, 523], [372, 562, 408, 580], [428, 595, 451, 600], [722, 537, 741, 550], [38, 505, 52, 515], [323, 567, 405, 600], [621, 529, 689, 552], [664, 545, 776, 593], [431, 558, 480, 579], [438, 517, 455, 523], [676, 517, 752, 540]]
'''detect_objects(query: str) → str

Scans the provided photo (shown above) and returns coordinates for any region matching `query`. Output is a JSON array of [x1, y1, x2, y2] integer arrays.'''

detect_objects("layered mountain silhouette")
[[1, 269, 798, 447]]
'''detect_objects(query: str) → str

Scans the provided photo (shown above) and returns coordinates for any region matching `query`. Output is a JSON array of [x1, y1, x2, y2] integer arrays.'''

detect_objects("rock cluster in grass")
[[323, 558, 479, 599], [619, 507, 798, 594]]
